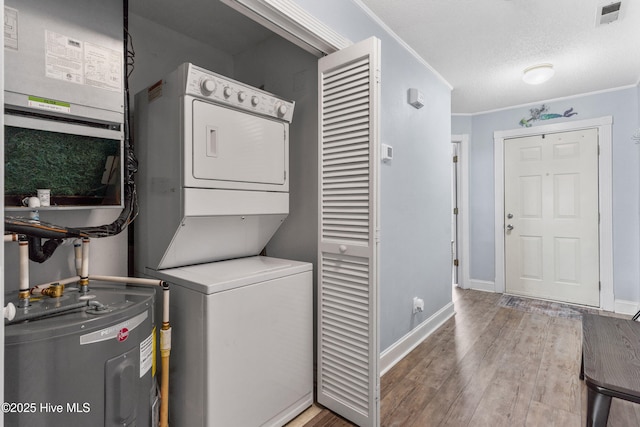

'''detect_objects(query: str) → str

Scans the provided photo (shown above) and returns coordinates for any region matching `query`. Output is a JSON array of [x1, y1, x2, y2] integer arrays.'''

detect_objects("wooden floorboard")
[[298, 287, 640, 426]]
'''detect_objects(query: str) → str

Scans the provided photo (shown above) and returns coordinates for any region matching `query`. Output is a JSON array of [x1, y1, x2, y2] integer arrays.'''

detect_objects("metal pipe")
[[159, 283, 171, 427], [29, 276, 81, 295]]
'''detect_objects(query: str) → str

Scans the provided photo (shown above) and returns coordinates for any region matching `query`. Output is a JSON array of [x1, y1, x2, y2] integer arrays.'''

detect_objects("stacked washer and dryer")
[[134, 63, 313, 427]]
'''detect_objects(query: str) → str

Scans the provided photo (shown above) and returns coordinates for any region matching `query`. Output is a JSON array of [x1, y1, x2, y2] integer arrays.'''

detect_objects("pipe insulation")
[[81, 238, 90, 280], [18, 240, 28, 292], [74, 239, 83, 274]]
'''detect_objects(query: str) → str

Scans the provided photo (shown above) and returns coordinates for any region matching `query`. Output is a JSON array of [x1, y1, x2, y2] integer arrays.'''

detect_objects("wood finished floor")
[[298, 287, 640, 427]]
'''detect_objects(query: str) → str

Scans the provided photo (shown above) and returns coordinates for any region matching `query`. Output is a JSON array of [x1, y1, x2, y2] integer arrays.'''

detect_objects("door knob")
[[506, 224, 514, 231]]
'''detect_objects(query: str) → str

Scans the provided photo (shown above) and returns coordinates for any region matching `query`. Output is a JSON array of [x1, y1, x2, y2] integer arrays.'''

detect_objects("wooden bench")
[[581, 313, 640, 426]]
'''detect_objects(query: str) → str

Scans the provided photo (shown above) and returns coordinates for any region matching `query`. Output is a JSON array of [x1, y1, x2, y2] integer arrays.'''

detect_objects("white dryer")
[[134, 63, 312, 427]]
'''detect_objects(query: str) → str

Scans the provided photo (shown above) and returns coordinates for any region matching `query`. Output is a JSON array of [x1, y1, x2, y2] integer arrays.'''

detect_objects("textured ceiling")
[[358, 0, 640, 113], [130, 0, 640, 114]]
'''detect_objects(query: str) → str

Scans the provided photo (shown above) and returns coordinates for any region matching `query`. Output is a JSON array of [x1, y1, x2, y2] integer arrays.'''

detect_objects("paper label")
[[4, 7, 19, 50], [140, 329, 154, 378], [45, 30, 83, 85], [84, 42, 122, 92], [44, 29, 122, 93], [28, 96, 71, 113]]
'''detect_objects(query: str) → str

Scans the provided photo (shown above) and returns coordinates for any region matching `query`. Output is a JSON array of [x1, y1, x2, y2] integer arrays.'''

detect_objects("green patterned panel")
[[5, 126, 121, 206]]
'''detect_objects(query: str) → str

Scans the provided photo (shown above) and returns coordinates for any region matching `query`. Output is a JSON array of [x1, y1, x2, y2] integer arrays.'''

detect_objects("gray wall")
[[293, 0, 453, 351], [233, 36, 319, 273], [453, 86, 640, 306]]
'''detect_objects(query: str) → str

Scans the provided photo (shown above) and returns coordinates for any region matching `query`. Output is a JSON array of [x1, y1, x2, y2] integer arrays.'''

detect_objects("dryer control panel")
[[182, 63, 295, 123]]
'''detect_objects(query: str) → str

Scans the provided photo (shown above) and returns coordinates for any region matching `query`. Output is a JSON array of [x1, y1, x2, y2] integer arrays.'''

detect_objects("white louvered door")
[[317, 37, 380, 427]]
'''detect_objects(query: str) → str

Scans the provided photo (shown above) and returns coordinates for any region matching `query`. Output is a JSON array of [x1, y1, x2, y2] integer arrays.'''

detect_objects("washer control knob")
[[237, 91, 247, 102], [276, 103, 288, 117], [251, 96, 260, 107], [223, 86, 233, 98], [200, 79, 217, 96]]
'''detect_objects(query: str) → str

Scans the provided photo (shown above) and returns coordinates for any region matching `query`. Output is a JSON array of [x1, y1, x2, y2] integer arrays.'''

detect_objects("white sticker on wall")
[[44, 29, 122, 93], [45, 30, 84, 85], [85, 42, 122, 93], [4, 7, 19, 51]]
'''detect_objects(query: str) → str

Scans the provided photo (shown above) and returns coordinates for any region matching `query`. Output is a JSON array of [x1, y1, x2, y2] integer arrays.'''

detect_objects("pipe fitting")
[[41, 283, 65, 298], [18, 290, 30, 308]]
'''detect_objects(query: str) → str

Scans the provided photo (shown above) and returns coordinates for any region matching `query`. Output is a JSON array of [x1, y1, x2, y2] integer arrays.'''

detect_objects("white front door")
[[504, 128, 599, 306]]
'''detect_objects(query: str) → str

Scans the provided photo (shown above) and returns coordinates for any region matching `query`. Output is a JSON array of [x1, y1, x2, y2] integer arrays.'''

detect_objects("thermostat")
[[408, 88, 424, 109]]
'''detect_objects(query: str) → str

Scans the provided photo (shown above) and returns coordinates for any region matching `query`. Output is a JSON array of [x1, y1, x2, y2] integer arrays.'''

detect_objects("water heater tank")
[[4, 284, 157, 427]]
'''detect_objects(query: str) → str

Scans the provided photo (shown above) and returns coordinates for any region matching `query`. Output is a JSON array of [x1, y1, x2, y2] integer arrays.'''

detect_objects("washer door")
[[192, 100, 286, 186]]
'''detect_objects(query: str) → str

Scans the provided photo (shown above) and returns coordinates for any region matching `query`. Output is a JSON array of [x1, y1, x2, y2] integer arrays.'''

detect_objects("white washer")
[[151, 256, 313, 427]]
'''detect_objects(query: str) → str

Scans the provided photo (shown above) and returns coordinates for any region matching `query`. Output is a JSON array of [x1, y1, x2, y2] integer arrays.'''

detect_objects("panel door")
[[192, 100, 286, 185], [317, 36, 380, 427], [504, 129, 599, 306]]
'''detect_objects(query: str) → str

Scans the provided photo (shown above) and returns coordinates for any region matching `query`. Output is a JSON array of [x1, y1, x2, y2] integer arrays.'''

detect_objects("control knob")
[[251, 96, 260, 107], [223, 86, 233, 98], [200, 79, 217, 96], [237, 91, 247, 102]]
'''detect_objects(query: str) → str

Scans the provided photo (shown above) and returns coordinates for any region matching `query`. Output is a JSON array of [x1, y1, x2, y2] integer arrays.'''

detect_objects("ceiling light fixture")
[[522, 64, 555, 85]]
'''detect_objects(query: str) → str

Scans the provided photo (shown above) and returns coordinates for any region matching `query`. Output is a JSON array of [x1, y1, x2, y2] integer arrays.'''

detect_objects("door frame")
[[494, 116, 613, 311], [452, 134, 470, 289]]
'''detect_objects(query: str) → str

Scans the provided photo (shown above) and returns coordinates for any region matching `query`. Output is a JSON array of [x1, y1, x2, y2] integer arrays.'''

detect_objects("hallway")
[[300, 288, 640, 426]]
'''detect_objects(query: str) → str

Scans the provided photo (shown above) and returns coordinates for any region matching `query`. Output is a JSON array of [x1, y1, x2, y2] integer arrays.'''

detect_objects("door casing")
[[494, 116, 613, 311]]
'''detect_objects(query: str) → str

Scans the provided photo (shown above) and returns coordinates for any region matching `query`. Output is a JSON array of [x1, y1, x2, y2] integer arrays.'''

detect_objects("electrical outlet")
[[413, 297, 424, 314]]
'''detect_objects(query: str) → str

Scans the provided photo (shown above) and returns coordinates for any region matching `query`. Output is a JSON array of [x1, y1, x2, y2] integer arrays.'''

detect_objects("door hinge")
[[453, 207, 459, 215], [599, 281, 601, 291], [284, 171, 287, 181], [453, 155, 458, 163], [453, 259, 459, 267]]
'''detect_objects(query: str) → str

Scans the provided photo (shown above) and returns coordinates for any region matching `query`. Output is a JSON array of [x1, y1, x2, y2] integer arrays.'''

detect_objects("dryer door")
[[191, 100, 287, 189]]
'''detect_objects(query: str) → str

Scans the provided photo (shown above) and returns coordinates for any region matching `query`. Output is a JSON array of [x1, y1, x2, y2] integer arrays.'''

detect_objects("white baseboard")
[[468, 279, 495, 293], [614, 299, 639, 316], [379, 302, 455, 376]]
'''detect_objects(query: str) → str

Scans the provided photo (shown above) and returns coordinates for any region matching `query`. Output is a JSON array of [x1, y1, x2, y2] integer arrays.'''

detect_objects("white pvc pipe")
[[74, 239, 83, 275], [81, 238, 90, 279], [163, 287, 170, 324], [4, 303, 16, 321], [89, 275, 163, 287], [4, 234, 18, 242], [19, 240, 29, 292]]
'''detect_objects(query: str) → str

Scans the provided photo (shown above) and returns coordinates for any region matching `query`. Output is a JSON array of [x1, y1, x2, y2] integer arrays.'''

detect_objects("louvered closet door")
[[318, 36, 381, 427]]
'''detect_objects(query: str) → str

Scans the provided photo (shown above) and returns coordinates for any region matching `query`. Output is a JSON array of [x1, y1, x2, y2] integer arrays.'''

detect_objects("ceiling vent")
[[597, 1, 622, 25]]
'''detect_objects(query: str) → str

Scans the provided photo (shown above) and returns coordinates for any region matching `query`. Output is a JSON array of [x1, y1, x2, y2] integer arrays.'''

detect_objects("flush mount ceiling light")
[[522, 64, 555, 85]]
